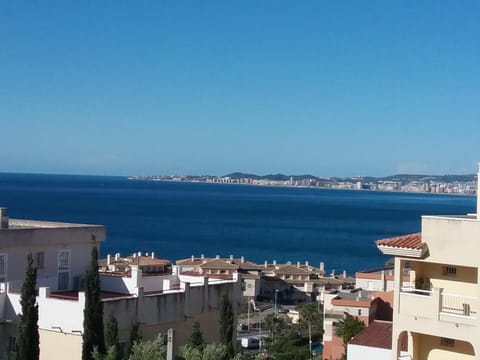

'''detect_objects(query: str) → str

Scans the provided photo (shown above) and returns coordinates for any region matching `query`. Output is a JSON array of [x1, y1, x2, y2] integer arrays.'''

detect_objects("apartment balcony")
[[399, 286, 478, 324]]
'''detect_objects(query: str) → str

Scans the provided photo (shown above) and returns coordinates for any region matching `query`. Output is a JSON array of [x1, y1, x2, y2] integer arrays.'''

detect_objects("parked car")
[[241, 337, 260, 349]]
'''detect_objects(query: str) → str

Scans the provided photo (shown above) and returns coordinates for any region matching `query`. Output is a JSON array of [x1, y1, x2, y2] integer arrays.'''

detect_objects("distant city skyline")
[[1, 1, 479, 177]]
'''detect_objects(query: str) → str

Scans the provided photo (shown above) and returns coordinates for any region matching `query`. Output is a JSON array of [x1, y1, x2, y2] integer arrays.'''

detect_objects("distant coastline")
[[129, 172, 477, 196]]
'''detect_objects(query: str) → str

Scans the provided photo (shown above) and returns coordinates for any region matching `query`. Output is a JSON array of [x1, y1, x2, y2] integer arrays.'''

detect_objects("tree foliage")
[[268, 330, 310, 360], [189, 321, 205, 350], [219, 293, 234, 359], [83, 245, 105, 360], [298, 302, 321, 359], [334, 314, 365, 345], [92, 346, 117, 360], [128, 338, 166, 360], [16, 253, 39, 360], [105, 313, 120, 360], [179, 343, 226, 360], [202, 343, 227, 360], [123, 323, 141, 360]]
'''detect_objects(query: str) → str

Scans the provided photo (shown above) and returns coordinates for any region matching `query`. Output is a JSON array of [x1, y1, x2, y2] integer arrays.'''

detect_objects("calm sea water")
[[0, 173, 475, 274]]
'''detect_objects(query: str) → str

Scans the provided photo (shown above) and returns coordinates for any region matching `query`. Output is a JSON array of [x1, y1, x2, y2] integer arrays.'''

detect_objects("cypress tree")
[[123, 322, 141, 360], [83, 245, 105, 360], [188, 321, 205, 350], [16, 252, 40, 360], [219, 293, 234, 360], [105, 312, 120, 360]]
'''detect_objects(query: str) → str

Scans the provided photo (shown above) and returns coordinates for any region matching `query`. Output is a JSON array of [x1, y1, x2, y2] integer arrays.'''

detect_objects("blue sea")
[[0, 173, 475, 274]]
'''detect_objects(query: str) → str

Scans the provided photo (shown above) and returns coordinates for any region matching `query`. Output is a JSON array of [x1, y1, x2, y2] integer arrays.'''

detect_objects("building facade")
[[376, 166, 480, 360]]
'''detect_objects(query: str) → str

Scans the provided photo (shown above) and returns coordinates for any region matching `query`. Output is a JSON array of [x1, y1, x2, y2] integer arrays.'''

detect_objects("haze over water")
[[0, 173, 475, 274]]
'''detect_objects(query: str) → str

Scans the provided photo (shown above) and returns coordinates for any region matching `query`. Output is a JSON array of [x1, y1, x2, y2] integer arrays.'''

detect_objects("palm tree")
[[298, 303, 320, 359], [334, 314, 365, 359]]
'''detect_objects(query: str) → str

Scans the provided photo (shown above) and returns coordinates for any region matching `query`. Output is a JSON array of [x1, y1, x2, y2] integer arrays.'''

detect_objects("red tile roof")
[[199, 259, 239, 270], [349, 320, 393, 349], [376, 232, 423, 250]]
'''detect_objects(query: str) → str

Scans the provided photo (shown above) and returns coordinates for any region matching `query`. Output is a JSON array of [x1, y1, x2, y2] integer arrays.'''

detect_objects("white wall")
[[37, 288, 85, 334], [348, 344, 391, 360]]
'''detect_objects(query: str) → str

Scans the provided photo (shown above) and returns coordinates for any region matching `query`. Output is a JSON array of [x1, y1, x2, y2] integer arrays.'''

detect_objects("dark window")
[[441, 338, 455, 347]]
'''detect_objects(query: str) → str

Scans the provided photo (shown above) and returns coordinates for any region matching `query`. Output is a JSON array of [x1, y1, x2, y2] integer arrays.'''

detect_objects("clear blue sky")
[[1, 1, 479, 177]]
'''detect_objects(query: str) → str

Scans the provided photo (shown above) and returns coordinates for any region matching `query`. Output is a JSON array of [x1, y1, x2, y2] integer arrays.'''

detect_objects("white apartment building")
[[376, 166, 480, 360], [0, 207, 106, 359]]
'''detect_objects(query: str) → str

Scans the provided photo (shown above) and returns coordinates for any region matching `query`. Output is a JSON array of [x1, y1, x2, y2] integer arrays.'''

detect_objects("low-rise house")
[[347, 320, 408, 360]]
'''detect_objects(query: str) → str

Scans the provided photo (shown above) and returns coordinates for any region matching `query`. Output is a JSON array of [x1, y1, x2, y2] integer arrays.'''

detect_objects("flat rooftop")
[[4, 219, 104, 230]]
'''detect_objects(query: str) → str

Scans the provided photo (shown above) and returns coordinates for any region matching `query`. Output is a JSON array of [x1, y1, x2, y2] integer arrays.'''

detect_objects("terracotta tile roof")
[[274, 264, 312, 276], [177, 256, 261, 269], [376, 232, 423, 250], [199, 259, 239, 270], [125, 256, 171, 266], [176, 258, 206, 266], [349, 320, 393, 349]]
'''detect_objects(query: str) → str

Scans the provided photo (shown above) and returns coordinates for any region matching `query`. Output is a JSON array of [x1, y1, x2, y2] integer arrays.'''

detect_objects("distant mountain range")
[[224, 172, 477, 183]]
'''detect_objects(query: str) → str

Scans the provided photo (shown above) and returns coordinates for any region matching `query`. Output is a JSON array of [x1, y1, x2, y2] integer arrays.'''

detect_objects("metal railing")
[[441, 293, 478, 318]]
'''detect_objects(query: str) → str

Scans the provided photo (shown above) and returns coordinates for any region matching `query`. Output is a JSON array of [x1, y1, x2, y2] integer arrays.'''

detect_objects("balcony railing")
[[400, 287, 478, 321], [441, 293, 478, 318]]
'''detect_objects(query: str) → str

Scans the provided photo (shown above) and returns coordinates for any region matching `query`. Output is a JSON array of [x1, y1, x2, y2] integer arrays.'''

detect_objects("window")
[[58, 250, 70, 270], [443, 266, 457, 277], [8, 336, 16, 353], [35, 252, 45, 269], [0, 254, 7, 282], [58, 250, 71, 291], [441, 338, 455, 347]]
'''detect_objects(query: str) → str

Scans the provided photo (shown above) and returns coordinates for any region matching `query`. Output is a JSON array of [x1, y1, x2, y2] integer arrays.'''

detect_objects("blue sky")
[[1, 1, 479, 177]]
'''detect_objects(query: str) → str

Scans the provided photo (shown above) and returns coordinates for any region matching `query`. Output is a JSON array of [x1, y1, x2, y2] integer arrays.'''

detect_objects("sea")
[[0, 173, 475, 275]]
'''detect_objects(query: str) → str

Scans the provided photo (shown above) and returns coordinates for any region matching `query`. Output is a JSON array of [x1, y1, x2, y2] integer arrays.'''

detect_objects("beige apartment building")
[[376, 167, 480, 360]]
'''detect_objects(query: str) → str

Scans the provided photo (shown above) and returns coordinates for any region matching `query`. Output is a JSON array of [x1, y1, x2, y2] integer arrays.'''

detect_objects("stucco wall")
[[348, 344, 391, 360], [414, 333, 475, 360], [39, 330, 82, 360], [422, 216, 480, 268]]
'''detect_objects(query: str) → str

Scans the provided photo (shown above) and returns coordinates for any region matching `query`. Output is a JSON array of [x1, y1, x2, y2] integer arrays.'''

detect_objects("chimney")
[[331, 269, 335, 276], [273, 260, 277, 266], [133, 253, 137, 258], [241, 256, 244, 263], [201, 254, 205, 259], [115, 253, 120, 261], [107, 254, 111, 265], [297, 261, 300, 268], [151, 252, 155, 259], [191, 255, 195, 261], [264, 261, 268, 268], [477, 163, 480, 219], [137, 251, 142, 257], [0, 208, 8, 229], [343, 270, 347, 277], [319, 262, 325, 273], [305, 260, 309, 267], [229, 255, 234, 260], [215, 255, 220, 259]]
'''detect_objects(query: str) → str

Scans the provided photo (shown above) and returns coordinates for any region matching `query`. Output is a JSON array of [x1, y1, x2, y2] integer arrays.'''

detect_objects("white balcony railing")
[[441, 293, 478, 318], [400, 287, 479, 321]]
